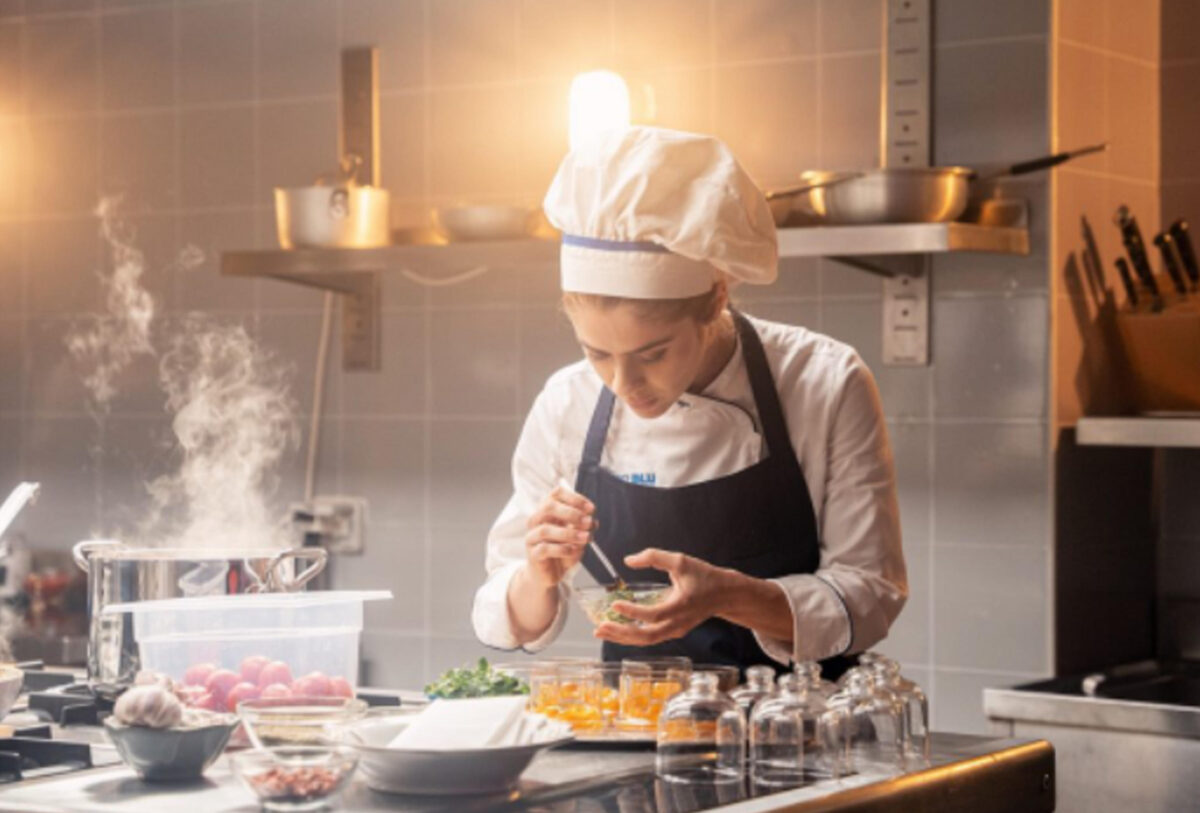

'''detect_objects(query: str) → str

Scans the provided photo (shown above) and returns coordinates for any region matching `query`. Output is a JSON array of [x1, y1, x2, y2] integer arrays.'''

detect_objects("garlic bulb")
[[114, 685, 183, 729]]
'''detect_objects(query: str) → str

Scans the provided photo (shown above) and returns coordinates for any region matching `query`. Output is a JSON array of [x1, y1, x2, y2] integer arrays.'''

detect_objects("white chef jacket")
[[472, 313, 907, 665]]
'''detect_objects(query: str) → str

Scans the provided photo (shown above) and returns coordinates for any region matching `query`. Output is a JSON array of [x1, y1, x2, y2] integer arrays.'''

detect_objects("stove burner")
[[0, 736, 92, 783], [27, 683, 112, 727]]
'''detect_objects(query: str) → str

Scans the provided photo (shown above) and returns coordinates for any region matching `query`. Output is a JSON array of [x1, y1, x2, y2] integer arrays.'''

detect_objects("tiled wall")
[[0, 0, 1056, 733], [1049, 0, 1163, 673]]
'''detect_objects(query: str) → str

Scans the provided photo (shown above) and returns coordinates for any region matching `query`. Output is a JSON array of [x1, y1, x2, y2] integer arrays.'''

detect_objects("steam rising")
[[66, 198, 299, 550], [65, 198, 157, 412], [144, 316, 299, 551]]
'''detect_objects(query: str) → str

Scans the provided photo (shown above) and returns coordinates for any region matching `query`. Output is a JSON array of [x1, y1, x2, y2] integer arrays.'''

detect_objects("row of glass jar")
[[500, 652, 929, 787], [495, 657, 732, 734], [656, 652, 931, 786]]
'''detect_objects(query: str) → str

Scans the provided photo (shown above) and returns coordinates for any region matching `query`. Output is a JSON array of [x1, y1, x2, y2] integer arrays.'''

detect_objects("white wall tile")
[[0, 318, 24, 413], [100, 112, 178, 213], [178, 0, 254, 105], [25, 15, 97, 116], [429, 524, 489, 637], [99, 4, 173, 110], [933, 295, 1048, 419], [713, 0, 817, 63], [429, 418, 520, 529], [933, 545, 1049, 673], [333, 521, 427, 633], [180, 107, 256, 208], [430, 308, 518, 416], [339, 418, 426, 525], [933, 423, 1048, 548], [26, 217, 102, 315], [256, 0, 339, 100]]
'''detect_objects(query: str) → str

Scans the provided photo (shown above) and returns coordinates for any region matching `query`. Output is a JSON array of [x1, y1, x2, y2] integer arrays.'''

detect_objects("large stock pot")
[[72, 540, 327, 687]]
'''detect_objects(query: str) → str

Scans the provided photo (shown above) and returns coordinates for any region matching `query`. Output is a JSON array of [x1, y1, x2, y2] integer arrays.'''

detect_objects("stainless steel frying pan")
[[767, 143, 1107, 226]]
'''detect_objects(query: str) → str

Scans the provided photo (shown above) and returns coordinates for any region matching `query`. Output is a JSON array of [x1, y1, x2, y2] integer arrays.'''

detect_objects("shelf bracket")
[[882, 260, 930, 365], [227, 266, 382, 371], [828, 254, 924, 278]]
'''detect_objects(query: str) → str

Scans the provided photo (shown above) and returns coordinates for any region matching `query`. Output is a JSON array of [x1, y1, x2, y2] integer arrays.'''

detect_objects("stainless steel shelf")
[[1076, 417, 1200, 448], [777, 222, 1030, 259]]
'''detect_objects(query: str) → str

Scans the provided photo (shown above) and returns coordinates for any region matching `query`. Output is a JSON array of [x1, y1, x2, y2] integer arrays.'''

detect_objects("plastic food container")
[[105, 591, 391, 701]]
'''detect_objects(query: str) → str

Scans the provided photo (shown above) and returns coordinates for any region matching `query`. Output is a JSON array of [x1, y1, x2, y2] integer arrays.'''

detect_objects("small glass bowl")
[[237, 696, 368, 748], [230, 745, 359, 812], [575, 582, 669, 626]]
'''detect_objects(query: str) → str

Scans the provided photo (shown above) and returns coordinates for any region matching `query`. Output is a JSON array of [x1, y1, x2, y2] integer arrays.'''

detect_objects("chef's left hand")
[[593, 548, 731, 646]]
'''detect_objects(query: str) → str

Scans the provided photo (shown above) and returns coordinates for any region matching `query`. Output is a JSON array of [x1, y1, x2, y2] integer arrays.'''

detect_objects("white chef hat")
[[543, 126, 778, 300]]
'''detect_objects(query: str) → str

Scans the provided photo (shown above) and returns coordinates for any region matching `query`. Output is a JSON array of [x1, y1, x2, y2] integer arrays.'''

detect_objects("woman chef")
[[473, 127, 907, 676]]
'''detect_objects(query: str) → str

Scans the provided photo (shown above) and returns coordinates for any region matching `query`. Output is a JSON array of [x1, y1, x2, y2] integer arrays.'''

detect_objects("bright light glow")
[[568, 70, 631, 153]]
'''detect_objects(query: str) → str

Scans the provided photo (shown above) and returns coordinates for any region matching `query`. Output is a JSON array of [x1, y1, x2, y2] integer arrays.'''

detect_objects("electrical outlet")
[[290, 495, 368, 555]]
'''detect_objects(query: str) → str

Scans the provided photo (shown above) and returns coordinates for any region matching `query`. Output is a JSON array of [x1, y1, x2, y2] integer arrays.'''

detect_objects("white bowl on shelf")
[[339, 713, 572, 796]]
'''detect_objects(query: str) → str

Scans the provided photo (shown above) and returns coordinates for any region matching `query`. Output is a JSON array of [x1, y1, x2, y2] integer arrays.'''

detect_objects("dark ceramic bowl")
[[104, 716, 238, 782]]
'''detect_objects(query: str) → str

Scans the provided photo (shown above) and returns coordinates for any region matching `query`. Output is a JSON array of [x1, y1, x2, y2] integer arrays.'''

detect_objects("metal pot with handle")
[[767, 144, 1107, 226], [73, 540, 327, 686]]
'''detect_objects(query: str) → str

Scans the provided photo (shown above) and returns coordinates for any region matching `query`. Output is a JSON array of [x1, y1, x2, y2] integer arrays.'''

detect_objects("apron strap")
[[581, 386, 617, 468], [730, 310, 793, 458]]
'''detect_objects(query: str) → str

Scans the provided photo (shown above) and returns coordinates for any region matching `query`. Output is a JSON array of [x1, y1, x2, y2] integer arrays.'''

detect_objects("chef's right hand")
[[523, 485, 595, 589]]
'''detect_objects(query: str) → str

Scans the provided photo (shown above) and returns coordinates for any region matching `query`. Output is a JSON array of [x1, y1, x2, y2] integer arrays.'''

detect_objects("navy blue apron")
[[574, 310, 856, 680]]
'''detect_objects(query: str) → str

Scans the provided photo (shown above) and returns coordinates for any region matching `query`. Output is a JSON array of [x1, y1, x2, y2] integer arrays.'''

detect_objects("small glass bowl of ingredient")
[[575, 582, 669, 626], [231, 745, 359, 811], [237, 696, 368, 748]]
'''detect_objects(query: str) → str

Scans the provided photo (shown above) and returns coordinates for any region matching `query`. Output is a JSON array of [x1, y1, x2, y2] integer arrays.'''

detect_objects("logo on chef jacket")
[[619, 472, 657, 485]]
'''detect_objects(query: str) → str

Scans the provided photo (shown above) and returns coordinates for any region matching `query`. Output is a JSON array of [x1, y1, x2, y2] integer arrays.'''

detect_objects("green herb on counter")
[[424, 658, 530, 699]]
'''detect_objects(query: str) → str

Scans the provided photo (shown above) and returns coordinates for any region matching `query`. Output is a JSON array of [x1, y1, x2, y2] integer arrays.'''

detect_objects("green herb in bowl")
[[575, 582, 668, 626], [424, 658, 531, 699]]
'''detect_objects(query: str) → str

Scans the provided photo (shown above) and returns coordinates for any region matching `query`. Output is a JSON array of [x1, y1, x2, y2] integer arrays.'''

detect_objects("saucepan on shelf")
[[767, 143, 1106, 226]]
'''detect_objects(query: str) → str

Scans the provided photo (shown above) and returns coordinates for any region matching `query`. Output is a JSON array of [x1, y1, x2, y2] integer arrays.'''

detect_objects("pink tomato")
[[225, 681, 261, 712], [256, 661, 293, 689], [204, 668, 240, 702], [260, 682, 291, 700], [239, 655, 270, 685], [329, 676, 354, 699], [183, 662, 217, 687], [291, 672, 332, 697]]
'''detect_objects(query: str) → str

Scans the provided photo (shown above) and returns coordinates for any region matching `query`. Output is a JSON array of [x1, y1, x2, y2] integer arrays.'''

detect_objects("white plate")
[[340, 715, 573, 796]]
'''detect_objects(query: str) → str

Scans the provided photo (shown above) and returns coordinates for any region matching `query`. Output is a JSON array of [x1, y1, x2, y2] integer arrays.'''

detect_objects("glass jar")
[[619, 657, 691, 733], [825, 670, 904, 776], [656, 673, 745, 784], [868, 656, 930, 764], [729, 665, 777, 719], [749, 672, 842, 786], [794, 660, 838, 699]]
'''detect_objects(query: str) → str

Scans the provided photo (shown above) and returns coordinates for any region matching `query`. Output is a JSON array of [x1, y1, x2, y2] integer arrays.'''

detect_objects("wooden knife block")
[[1116, 300, 1200, 411]]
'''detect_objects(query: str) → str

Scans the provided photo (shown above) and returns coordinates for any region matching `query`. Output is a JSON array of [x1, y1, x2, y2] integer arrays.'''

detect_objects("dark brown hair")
[[561, 284, 725, 325]]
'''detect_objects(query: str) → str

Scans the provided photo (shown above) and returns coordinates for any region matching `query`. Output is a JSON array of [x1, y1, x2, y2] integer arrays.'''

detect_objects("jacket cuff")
[[472, 561, 569, 652], [754, 574, 853, 664]]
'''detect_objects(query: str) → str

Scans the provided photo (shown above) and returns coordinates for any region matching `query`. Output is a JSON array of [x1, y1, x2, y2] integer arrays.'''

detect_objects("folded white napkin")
[[388, 696, 533, 750]]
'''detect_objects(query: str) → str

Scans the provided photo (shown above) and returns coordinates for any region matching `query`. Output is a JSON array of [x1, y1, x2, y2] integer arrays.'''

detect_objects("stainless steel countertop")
[[0, 732, 1054, 813], [985, 685, 1200, 739]]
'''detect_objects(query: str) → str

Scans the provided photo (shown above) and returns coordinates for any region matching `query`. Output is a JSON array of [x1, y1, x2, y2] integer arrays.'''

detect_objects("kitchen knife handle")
[[1169, 219, 1200, 285], [1115, 258, 1139, 307], [1116, 209, 1158, 291], [1154, 232, 1189, 295]]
